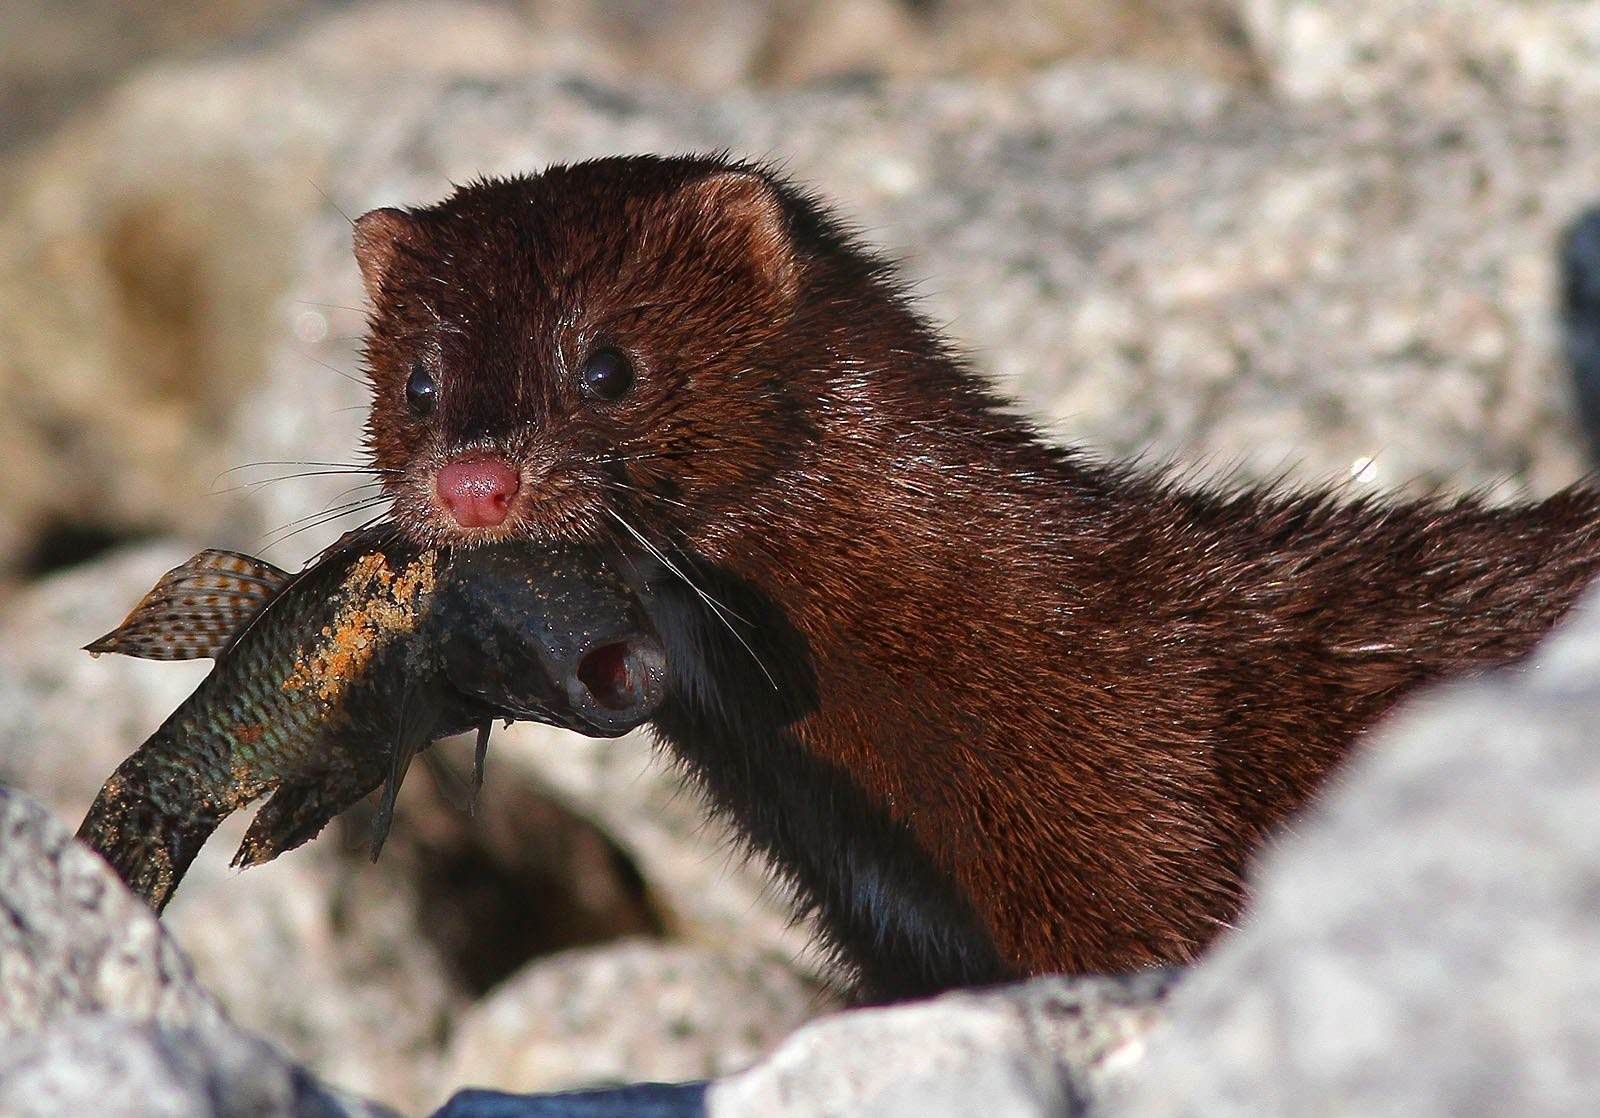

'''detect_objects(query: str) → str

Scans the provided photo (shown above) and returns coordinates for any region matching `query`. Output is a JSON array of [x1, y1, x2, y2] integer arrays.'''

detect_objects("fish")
[[76, 526, 666, 914]]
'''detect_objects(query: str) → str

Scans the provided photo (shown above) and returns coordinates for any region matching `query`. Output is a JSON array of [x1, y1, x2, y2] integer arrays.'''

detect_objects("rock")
[[0, 788, 222, 1038], [0, 0, 320, 154], [0, 544, 208, 813], [1108, 586, 1600, 1117], [0, 788, 392, 1117], [0, 1016, 394, 1118], [0, 0, 1256, 158], [159, 821, 466, 1114], [366, 738, 668, 997], [708, 971, 1172, 1118], [438, 940, 832, 1106], [5, 3, 1599, 587], [482, 724, 825, 973], [1241, 1, 1600, 107], [754, 0, 1257, 86]]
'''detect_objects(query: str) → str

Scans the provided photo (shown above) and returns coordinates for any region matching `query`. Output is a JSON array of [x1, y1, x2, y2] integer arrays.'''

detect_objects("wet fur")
[[358, 155, 1600, 997]]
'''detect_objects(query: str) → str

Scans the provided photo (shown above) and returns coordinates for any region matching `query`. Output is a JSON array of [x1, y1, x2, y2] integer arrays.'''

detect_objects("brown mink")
[[351, 154, 1600, 1001]]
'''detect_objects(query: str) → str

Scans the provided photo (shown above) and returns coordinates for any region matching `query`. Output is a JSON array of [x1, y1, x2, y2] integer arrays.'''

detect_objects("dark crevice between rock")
[[22, 521, 154, 577], [339, 736, 669, 998]]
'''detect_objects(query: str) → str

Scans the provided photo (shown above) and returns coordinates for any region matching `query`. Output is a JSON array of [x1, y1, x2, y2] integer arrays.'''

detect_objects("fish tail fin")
[[76, 753, 226, 915]]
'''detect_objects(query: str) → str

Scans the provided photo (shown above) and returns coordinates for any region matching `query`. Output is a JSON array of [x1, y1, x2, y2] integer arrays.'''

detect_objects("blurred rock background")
[[1, 1, 1598, 1113]]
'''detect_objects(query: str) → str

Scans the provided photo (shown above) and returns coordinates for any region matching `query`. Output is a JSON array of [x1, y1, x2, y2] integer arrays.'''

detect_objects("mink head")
[[355, 154, 904, 552]]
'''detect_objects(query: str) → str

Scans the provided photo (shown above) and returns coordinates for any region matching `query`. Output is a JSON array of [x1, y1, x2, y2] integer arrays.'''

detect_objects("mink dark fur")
[[352, 154, 1600, 1000]]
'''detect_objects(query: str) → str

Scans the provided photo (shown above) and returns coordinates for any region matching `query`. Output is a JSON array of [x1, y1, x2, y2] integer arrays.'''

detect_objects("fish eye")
[[406, 362, 437, 417], [579, 347, 635, 402]]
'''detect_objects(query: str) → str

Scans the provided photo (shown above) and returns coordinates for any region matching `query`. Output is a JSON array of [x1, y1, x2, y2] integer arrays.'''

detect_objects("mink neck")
[[636, 550, 1012, 999], [630, 318, 1109, 994]]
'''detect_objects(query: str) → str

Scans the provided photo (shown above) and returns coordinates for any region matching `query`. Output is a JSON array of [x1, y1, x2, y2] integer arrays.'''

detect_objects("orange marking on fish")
[[282, 550, 440, 702]]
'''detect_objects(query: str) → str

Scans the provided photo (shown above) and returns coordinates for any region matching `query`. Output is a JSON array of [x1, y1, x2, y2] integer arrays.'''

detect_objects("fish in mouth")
[[76, 525, 666, 914]]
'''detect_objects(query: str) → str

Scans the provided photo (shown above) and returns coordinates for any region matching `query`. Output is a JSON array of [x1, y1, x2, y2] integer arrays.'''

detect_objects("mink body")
[[353, 155, 1600, 1000]]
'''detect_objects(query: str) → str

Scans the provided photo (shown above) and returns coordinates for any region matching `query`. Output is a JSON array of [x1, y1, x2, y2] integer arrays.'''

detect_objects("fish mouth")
[[567, 632, 668, 736], [432, 540, 670, 739], [444, 625, 668, 740]]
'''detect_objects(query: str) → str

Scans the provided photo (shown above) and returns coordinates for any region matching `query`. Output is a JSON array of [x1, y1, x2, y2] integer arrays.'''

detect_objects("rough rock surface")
[[0, 788, 222, 1039], [0, 0, 1255, 157], [441, 940, 829, 1107], [1243, 0, 1600, 106], [1108, 586, 1600, 1117], [0, 789, 391, 1117], [0, 1017, 394, 1118], [710, 971, 1172, 1118]]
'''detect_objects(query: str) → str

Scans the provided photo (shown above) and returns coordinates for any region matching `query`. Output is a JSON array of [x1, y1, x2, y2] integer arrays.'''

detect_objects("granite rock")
[[0, 788, 222, 1039], [0, 788, 392, 1117], [0, 1016, 394, 1118], [1108, 585, 1600, 1117], [1242, 0, 1600, 107], [440, 940, 832, 1107], [0, 0, 1256, 157], [709, 971, 1172, 1118]]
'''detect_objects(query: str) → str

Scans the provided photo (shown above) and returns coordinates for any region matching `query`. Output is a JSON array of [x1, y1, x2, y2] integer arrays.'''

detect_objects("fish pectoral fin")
[[85, 549, 292, 661], [471, 721, 492, 815], [369, 685, 444, 861], [234, 780, 346, 869]]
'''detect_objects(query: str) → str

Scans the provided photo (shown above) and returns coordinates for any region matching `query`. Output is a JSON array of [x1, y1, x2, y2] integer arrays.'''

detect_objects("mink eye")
[[406, 362, 437, 417], [579, 347, 635, 402]]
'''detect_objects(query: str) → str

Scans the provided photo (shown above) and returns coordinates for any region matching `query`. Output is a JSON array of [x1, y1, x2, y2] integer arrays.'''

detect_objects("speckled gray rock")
[[0, 1016, 394, 1118], [0, 788, 222, 1039], [440, 940, 833, 1106], [0, 789, 392, 1116], [1, 0, 1253, 157], [1108, 585, 1600, 1117], [0, 545, 207, 814], [6, 4, 1600, 583], [709, 971, 1172, 1118], [1242, 0, 1600, 106]]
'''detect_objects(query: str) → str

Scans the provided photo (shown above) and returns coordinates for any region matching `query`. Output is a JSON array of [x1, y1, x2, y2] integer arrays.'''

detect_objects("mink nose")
[[436, 456, 521, 528]]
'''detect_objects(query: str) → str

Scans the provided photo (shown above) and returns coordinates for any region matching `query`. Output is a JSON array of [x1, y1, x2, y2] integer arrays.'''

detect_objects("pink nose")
[[436, 456, 520, 528]]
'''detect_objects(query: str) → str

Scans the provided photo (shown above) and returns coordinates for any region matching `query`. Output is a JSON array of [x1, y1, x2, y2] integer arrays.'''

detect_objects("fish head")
[[431, 542, 667, 737]]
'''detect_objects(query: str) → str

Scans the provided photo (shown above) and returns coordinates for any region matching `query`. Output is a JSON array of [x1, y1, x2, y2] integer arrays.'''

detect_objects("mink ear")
[[352, 207, 420, 305], [676, 170, 798, 301]]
